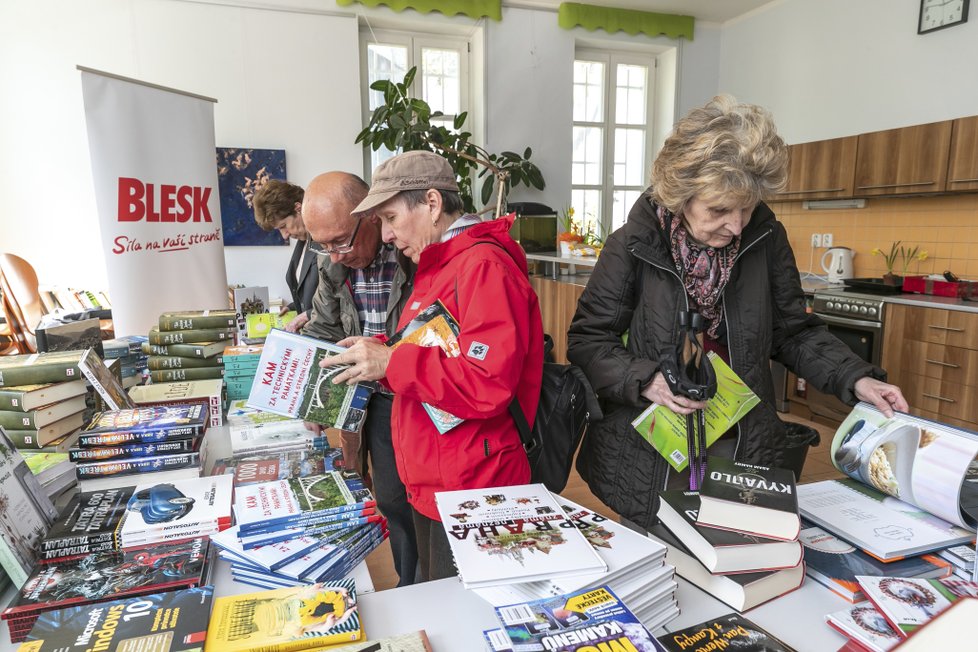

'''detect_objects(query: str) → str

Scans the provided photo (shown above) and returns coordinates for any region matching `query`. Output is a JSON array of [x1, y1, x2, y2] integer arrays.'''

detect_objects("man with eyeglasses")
[[299, 171, 419, 586]]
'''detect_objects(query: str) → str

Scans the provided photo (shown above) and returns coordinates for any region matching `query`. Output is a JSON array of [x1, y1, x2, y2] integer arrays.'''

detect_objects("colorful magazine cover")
[[385, 299, 463, 434], [246, 330, 373, 431], [18, 585, 213, 652], [205, 580, 361, 651], [490, 586, 666, 652]]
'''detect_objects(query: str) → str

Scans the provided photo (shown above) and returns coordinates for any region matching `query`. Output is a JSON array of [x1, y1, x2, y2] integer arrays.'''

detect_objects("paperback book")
[[73, 450, 202, 480], [0, 380, 87, 412], [205, 580, 361, 652], [857, 575, 978, 637], [68, 436, 200, 462], [17, 585, 213, 652], [77, 347, 135, 411], [434, 483, 607, 589], [40, 487, 133, 561], [631, 351, 760, 471], [386, 300, 463, 434], [212, 447, 344, 487], [0, 351, 84, 388], [697, 456, 800, 541], [246, 311, 297, 339], [246, 329, 373, 431], [660, 613, 796, 652], [114, 474, 234, 547], [328, 630, 432, 651], [77, 404, 208, 447], [228, 419, 327, 455], [825, 603, 901, 652], [884, 596, 978, 650]]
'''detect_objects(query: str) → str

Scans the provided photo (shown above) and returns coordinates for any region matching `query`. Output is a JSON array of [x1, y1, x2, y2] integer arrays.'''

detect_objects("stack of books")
[[145, 309, 236, 384], [21, 451, 76, 500], [937, 543, 975, 580], [0, 351, 92, 452], [128, 378, 225, 428], [70, 404, 209, 492], [1, 537, 213, 643], [228, 418, 330, 457], [473, 495, 679, 632], [223, 343, 263, 401], [102, 334, 149, 388], [39, 475, 234, 563], [212, 445, 345, 487], [649, 457, 805, 612]]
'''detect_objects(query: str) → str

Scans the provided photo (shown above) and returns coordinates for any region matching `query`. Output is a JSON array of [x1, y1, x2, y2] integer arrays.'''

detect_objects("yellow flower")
[[871, 248, 883, 256], [917, 251, 929, 262]]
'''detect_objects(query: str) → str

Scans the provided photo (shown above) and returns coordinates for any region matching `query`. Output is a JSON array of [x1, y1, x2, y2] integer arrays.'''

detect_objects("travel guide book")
[[696, 456, 800, 541], [657, 490, 802, 574], [434, 483, 606, 589], [16, 585, 213, 652], [660, 612, 796, 652], [856, 575, 978, 637], [77, 404, 208, 447], [246, 329, 373, 431], [212, 447, 344, 487], [631, 351, 760, 471], [386, 300, 463, 434], [204, 580, 361, 652], [488, 586, 666, 652]]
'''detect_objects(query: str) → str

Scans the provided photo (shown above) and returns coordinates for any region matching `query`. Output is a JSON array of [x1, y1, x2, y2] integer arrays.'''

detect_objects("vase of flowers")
[[557, 206, 583, 255]]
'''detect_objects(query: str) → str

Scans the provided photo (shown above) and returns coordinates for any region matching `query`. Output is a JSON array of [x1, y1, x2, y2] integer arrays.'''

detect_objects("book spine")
[[5, 429, 48, 448], [0, 410, 37, 429], [238, 502, 377, 535], [38, 540, 117, 561], [150, 368, 226, 382], [75, 452, 201, 478], [77, 428, 201, 447], [159, 314, 237, 331], [146, 355, 225, 370], [68, 438, 197, 461], [148, 329, 235, 345], [0, 391, 29, 411], [141, 342, 217, 358], [0, 363, 82, 388]]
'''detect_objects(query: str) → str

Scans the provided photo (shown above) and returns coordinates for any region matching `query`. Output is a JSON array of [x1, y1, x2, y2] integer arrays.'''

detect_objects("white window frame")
[[573, 48, 655, 235], [359, 28, 471, 180]]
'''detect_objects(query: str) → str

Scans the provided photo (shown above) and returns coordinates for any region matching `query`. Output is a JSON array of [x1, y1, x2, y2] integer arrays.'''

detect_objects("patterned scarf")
[[655, 201, 741, 339]]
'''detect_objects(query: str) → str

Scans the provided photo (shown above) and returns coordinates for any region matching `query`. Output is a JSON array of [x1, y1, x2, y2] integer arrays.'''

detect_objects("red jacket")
[[385, 215, 543, 520]]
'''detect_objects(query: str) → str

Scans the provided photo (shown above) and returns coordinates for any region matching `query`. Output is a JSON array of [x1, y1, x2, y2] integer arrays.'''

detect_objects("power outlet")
[[822, 233, 833, 247], [811, 233, 822, 247]]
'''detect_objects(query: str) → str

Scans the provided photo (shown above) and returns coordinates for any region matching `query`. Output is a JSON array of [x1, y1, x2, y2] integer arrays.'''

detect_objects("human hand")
[[322, 337, 392, 384], [640, 372, 708, 415], [854, 377, 908, 418], [285, 311, 309, 333], [304, 421, 323, 434]]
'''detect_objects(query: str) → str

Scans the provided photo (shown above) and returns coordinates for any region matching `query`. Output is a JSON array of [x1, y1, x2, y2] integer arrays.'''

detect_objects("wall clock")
[[919, 0, 970, 34]]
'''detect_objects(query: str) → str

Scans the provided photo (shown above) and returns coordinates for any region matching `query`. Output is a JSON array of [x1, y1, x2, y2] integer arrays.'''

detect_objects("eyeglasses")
[[313, 219, 362, 256]]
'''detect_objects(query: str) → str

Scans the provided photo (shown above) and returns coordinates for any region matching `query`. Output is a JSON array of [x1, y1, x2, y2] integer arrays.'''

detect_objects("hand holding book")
[[323, 336, 393, 385]]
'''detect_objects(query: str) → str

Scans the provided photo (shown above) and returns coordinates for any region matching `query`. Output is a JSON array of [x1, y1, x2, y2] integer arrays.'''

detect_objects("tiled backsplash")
[[771, 194, 978, 280]]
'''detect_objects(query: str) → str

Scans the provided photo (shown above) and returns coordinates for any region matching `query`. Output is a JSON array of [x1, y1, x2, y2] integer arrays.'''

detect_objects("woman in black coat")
[[567, 95, 907, 530]]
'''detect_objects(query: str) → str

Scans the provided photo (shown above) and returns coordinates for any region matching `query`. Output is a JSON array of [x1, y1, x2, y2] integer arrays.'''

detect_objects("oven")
[[806, 290, 886, 425]]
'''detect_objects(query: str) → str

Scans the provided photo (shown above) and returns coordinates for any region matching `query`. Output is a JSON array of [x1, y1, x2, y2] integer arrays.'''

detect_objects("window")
[[572, 50, 654, 235], [360, 30, 470, 176]]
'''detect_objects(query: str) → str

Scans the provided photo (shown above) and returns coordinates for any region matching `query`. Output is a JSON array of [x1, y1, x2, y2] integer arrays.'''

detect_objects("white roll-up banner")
[[80, 67, 228, 337]]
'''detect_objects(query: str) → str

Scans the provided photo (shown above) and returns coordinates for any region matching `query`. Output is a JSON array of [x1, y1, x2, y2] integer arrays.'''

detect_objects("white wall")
[[0, 0, 363, 303], [719, 0, 978, 144]]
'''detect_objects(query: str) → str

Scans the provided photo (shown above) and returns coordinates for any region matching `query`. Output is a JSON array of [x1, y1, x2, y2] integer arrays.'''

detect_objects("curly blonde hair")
[[650, 95, 788, 216]]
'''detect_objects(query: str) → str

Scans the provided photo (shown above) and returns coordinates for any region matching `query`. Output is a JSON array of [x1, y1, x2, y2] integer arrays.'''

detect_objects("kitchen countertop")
[[881, 292, 978, 313]]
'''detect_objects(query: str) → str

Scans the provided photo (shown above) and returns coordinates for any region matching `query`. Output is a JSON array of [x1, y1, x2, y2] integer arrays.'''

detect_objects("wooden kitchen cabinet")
[[775, 136, 857, 200], [947, 116, 978, 193], [529, 276, 585, 364], [853, 121, 953, 196]]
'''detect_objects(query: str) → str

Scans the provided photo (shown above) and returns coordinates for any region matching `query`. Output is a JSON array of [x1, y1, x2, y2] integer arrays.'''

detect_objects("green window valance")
[[557, 2, 694, 40], [335, 0, 501, 21]]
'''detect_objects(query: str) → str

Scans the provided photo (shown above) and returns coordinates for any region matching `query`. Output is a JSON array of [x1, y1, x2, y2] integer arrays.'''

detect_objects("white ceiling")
[[506, 0, 777, 24]]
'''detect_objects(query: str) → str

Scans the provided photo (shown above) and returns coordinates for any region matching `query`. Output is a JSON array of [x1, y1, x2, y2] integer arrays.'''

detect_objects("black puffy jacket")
[[567, 192, 882, 528]]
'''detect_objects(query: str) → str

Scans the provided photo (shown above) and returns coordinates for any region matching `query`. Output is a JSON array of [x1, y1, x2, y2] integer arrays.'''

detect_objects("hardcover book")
[[234, 470, 375, 534], [489, 586, 666, 652], [5, 411, 86, 448], [697, 456, 800, 541], [657, 490, 802, 574], [660, 612, 796, 652], [857, 575, 978, 637], [386, 300, 463, 434], [212, 447, 343, 487], [150, 367, 226, 383], [148, 326, 236, 345], [76, 347, 135, 411], [0, 351, 84, 388], [142, 341, 229, 358], [825, 603, 901, 652], [17, 585, 213, 652], [159, 308, 238, 331], [648, 524, 805, 612], [0, 428, 58, 588], [246, 329, 373, 431], [147, 354, 225, 369], [233, 287, 270, 335], [0, 381, 87, 412], [78, 404, 208, 447], [21, 452, 72, 484], [102, 334, 147, 359], [204, 580, 361, 652], [800, 523, 951, 602], [434, 483, 607, 589], [128, 379, 224, 426], [0, 395, 88, 430]]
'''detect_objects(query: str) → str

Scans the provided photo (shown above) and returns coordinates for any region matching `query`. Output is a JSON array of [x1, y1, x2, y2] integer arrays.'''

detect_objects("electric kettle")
[[821, 247, 855, 282]]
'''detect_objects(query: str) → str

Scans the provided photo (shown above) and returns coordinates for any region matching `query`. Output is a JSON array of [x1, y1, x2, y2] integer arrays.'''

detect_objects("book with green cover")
[[142, 340, 228, 358], [631, 351, 760, 471], [148, 327, 236, 345], [246, 312, 298, 339], [0, 351, 85, 388], [0, 381, 87, 412], [159, 308, 237, 331], [147, 354, 225, 369], [150, 367, 226, 383], [0, 395, 87, 430], [5, 411, 86, 448]]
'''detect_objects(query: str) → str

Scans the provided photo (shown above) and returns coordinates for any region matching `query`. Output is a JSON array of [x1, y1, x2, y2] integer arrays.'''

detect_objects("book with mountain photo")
[[76, 347, 136, 411], [246, 329, 373, 431]]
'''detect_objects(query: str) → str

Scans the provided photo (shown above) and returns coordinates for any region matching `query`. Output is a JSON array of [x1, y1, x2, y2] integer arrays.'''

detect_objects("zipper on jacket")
[[629, 248, 690, 313]]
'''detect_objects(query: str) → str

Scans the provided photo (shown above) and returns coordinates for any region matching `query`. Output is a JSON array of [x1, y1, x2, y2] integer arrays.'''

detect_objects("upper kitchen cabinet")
[[947, 116, 978, 193], [775, 136, 857, 200], [853, 121, 953, 197]]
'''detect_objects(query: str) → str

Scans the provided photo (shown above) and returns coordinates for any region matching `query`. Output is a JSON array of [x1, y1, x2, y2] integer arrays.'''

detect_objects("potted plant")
[[557, 206, 583, 254], [872, 242, 928, 285]]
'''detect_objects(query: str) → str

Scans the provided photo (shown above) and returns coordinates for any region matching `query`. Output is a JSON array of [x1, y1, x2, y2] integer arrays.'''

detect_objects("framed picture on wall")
[[216, 147, 289, 246]]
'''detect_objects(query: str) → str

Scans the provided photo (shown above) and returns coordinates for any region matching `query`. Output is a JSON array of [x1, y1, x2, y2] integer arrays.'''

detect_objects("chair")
[[0, 253, 46, 353]]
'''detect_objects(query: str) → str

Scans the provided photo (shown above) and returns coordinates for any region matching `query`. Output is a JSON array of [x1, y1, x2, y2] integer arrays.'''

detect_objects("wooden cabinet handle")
[[927, 324, 966, 332], [775, 188, 845, 195], [856, 181, 935, 190], [922, 393, 955, 403], [925, 359, 961, 368], [948, 178, 978, 183]]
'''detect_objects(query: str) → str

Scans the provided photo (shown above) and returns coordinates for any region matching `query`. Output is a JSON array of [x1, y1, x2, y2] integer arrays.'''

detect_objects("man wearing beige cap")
[[299, 171, 418, 586]]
